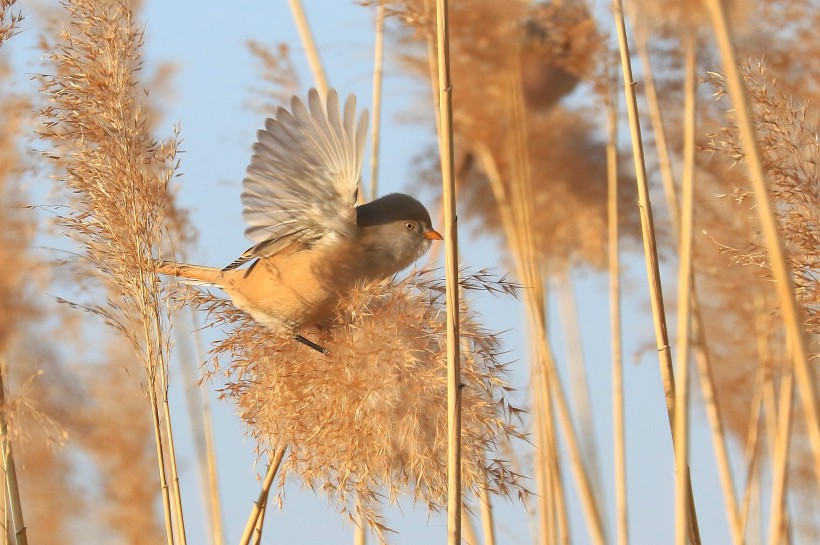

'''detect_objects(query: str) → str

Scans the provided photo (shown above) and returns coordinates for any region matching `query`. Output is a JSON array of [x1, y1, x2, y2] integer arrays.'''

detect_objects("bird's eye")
[[405, 222, 415, 230]]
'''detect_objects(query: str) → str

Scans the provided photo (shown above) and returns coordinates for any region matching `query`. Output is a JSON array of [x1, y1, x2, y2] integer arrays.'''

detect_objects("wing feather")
[[239, 89, 368, 259]]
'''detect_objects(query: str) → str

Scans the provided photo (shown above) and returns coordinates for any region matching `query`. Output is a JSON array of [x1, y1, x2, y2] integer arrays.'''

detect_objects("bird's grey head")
[[355, 193, 442, 279]]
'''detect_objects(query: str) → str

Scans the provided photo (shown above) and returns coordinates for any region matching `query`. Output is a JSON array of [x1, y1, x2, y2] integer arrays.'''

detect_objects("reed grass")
[[673, 35, 697, 545], [38, 1, 191, 543], [176, 308, 225, 545], [625, 10, 750, 540], [185, 269, 524, 540], [556, 271, 604, 520], [5, 0, 819, 542], [706, 59, 820, 539], [239, 446, 287, 545], [611, 2, 704, 542], [704, 0, 820, 492], [0, 1, 21, 48]]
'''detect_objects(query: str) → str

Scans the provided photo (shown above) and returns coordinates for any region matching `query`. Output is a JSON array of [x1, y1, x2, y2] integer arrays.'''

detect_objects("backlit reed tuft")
[[393, 0, 628, 271], [703, 61, 820, 529], [188, 269, 525, 537], [38, 1, 186, 542], [38, 0, 179, 368], [706, 62, 819, 349]]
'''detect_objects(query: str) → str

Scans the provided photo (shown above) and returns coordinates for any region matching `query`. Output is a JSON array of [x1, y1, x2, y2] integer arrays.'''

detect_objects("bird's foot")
[[293, 333, 329, 355]]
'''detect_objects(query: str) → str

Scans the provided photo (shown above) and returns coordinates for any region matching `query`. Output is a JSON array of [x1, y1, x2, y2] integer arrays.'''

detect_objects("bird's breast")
[[220, 238, 368, 332]]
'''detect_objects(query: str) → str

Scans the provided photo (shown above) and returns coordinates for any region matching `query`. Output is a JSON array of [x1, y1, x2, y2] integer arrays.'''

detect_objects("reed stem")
[[0, 365, 26, 545], [611, 2, 702, 541], [287, 0, 329, 96], [605, 74, 628, 545], [239, 446, 287, 545], [433, 1, 462, 544], [673, 36, 697, 545], [368, 2, 385, 203]]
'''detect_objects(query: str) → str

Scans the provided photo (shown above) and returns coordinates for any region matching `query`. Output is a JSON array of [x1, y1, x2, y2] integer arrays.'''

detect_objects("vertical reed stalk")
[[1, 460, 6, 545], [634, 20, 742, 541], [508, 50, 606, 545], [146, 369, 175, 545], [287, 0, 329, 96], [605, 74, 628, 545], [353, 515, 366, 545], [674, 36, 697, 545], [368, 2, 385, 203], [251, 499, 267, 545], [610, 1, 702, 541], [153, 318, 187, 545], [556, 271, 604, 513], [704, 0, 820, 487], [239, 446, 287, 545], [691, 306, 744, 545], [478, 131, 605, 544], [738, 365, 765, 541], [531, 358, 557, 545], [462, 507, 479, 545], [632, 28, 680, 228], [433, 1, 462, 544], [766, 369, 794, 545], [478, 477, 496, 545], [0, 366, 26, 545]]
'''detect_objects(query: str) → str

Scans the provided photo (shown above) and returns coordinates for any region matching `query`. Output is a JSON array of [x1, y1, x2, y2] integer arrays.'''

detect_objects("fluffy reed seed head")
[[701, 62, 820, 535], [188, 269, 525, 537], [38, 0, 180, 362], [706, 63, 820, 343]]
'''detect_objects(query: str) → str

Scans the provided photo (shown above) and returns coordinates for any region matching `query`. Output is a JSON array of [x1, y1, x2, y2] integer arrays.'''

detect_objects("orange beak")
[[424, 229, 444, 241]]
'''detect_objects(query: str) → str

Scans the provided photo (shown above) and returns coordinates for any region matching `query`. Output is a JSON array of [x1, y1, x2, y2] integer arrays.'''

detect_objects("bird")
[[158, 89, 442, 353]]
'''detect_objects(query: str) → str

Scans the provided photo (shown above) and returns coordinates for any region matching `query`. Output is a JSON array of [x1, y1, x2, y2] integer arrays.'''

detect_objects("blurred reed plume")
[[246, 40, 300, 116], [707, 63, 820, 341], [702, 63, 820, 509], [38, 0, 188, 542], [0, 0, 22, 47], [186, 268, 525, 539], [393, 0, 637, 271]]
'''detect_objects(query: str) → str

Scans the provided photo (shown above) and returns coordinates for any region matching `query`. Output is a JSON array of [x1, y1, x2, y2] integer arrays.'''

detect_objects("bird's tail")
[[157, 261, 223, 287]]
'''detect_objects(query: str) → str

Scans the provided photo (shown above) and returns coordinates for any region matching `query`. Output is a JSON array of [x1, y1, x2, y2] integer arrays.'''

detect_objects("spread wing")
[[231, 89, 368, 269]]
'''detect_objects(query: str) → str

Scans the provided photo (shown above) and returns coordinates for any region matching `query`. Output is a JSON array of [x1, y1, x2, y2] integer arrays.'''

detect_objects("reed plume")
[[187, 269, 525, 540], [38, 1, 188, 542], [246, 40, 300, 116], [703, 61, 820, 538]]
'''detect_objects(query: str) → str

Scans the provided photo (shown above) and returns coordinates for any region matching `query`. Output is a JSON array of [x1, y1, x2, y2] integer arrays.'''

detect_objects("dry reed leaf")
[[185, 268, 525, 539]]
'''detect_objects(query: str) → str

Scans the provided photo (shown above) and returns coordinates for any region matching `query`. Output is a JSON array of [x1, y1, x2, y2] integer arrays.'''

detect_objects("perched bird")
[[159, 89, 442, 353]]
